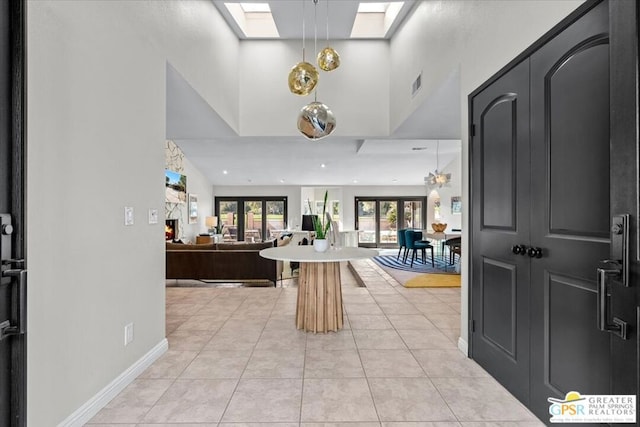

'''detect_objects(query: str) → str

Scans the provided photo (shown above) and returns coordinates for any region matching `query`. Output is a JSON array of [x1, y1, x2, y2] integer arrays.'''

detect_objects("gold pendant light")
[[317, 0, 340, 71], [288, 0, 319, 96]]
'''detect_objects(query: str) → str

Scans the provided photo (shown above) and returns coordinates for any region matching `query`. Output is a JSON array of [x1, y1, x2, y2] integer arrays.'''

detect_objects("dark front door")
[[0, 1, 26, 425], [471, 1, 639, 424], [470, 59, 531, 404], [529, 1, 615, 418]]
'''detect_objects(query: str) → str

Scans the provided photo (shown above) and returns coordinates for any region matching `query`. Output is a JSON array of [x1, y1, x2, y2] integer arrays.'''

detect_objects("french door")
[[0, 1, 26, 425], [355, 197, 425, 247], [215, 197, 287, 242]]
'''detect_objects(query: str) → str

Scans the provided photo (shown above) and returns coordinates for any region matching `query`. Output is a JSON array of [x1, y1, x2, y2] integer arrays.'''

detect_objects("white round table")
[[260, 246, 378, 333]]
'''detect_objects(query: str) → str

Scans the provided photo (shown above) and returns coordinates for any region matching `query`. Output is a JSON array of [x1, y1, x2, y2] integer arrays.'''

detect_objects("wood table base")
[[296, 261, 343, 333]]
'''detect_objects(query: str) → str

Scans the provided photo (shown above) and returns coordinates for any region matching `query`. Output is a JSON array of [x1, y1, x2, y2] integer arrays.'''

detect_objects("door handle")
[[511, 245, 528, 255], [596, 266, 627, 339], [610, 214, 629, 286], [527, 247, 543, 258], [0, 268, 27, 340]]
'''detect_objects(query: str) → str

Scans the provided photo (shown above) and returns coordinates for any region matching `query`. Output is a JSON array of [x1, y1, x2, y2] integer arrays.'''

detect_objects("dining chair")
[[404, 229, 435, 268], [396, 228, 407, 261], [445, 236, 462, 265]]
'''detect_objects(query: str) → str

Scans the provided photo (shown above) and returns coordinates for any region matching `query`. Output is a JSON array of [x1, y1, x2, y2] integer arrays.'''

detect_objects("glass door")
[[219, 201, 238, 241], [356, 197, 426, 247], [379, 200, 398, 246], [403, 200, 423, 229], [356, 200, 376, 246], [266, 200, 286, 239], [244, 201, 262, 242]]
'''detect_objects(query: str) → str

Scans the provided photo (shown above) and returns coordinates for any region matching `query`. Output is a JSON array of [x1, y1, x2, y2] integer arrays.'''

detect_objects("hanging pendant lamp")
[[298, 0, 336, 140], [317, 0, 340, 71], [288, 0, 318, 95], [425, 140, 451, 189]]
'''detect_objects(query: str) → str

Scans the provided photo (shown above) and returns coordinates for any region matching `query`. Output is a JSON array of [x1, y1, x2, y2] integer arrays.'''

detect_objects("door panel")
[[471, 58, 531, 405], [548, 42, 610, 237], [481, 258, 516, 357], [480, 96, 517, 230], [529, 0, 610, 419], [546, 274, 610, 393]]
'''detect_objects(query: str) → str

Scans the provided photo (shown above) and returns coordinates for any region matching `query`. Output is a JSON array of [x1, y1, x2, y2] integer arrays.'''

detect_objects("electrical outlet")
[[124, 323, 134, 346]]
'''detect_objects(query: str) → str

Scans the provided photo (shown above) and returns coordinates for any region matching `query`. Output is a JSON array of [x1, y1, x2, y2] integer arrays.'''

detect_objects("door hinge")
[[469, 319, 475, 333], [470, 124, 476, 137]]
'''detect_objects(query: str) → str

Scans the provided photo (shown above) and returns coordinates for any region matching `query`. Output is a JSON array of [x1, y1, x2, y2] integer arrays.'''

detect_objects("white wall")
[[180, 156, 214, 241], [391, 0, 584, 353], [239, 40, 389, 137], [27, 0, 238, 425]]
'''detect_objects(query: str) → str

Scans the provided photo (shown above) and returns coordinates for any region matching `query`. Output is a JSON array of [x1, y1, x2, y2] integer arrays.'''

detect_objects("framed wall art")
[[188, 193, 198, 224]]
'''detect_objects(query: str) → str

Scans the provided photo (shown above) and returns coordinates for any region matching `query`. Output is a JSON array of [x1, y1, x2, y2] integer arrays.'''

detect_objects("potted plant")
[[308, 190, 331, 252]]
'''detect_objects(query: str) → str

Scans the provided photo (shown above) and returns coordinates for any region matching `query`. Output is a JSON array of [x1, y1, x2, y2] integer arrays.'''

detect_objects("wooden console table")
[[259, 246, 377, 333]]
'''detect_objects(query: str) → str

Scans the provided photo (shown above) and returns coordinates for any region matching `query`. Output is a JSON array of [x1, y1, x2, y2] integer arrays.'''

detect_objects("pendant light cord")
[[313, 0, 318, 102], [302, 0, 306, 61], [326, 0, 329, 42]]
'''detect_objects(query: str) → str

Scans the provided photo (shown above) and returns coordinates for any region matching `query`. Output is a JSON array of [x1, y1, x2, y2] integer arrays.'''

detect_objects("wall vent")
[[411, 72, 422, 96]]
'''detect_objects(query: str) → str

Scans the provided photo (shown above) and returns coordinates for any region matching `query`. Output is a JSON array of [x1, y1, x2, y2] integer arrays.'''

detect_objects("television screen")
[[165, 169, 187, 203], [301, 215, 317, 231]]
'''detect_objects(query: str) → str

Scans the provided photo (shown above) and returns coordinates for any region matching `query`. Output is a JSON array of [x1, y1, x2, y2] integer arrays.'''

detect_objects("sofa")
[[166, 240, 281, 286]]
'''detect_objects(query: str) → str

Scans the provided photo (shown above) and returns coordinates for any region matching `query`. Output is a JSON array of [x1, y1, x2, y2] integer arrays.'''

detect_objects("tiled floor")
[[87, 260, 543, 426]]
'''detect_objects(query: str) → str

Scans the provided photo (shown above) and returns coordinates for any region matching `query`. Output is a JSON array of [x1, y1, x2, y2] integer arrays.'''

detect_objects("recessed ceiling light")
[[353, 179, 358, 183], [223, 170, 228, 175], [320, 163, 326, 168], [279, 179, 285, 183]]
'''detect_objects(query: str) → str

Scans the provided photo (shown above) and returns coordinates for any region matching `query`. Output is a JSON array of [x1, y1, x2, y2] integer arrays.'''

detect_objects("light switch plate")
[[148, 209, 158, 224], [124, 207, 134, 226]]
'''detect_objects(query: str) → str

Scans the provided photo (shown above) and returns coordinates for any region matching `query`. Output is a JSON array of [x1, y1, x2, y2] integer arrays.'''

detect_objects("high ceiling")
[[212, 0, 418, 40], [168, 1, 462, 187]]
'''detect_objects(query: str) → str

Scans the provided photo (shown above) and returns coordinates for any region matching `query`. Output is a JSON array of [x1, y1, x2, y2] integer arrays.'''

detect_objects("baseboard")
[[57, 338, 168, 427], [458, 336, 469, 356]]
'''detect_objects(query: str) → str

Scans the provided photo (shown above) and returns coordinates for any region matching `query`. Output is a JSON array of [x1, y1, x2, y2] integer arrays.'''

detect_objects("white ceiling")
[[167, 1, 462, 187]]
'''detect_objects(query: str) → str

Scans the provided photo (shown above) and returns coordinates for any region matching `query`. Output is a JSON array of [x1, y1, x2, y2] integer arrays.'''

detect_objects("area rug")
[[372, 254, 452, 274], [404, 273, 461, 288]]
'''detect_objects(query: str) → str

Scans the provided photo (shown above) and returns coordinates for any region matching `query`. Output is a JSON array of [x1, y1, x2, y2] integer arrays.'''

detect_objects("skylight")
[[358, 2, 390, 13], [239, 3, 270, 13], [224, 2, 279, 38], [351, 1, 404, 38]]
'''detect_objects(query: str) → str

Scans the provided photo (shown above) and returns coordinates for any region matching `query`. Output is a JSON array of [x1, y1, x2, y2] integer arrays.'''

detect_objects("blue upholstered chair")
[[404, 229, 435, 268], [396, 228, 407, 261]]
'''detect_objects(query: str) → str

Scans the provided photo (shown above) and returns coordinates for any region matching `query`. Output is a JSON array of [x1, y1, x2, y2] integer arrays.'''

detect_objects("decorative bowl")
[[432, 223, 447, 232]]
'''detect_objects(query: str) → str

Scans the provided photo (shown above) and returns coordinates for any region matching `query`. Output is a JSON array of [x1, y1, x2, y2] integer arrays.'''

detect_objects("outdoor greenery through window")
[[216, 197, 287, 242], [356, 197, 425, 247]]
